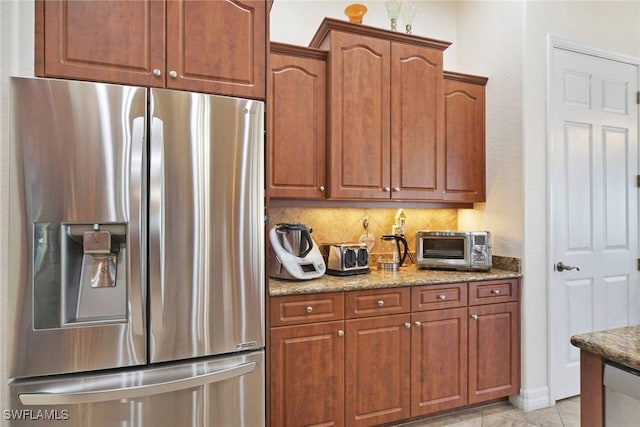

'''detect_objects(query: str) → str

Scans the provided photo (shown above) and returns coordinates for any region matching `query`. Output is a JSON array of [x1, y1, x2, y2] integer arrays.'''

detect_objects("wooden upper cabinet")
[[443, 71, 488, 202], [310, 18, 450, 201], [325, 31, 391, 200], [166, 0, 266, 98], [36, 0, 166, 87], [268, 43, 327, 199], [391, 43, 445, 200], [36, 0, 266, 99]]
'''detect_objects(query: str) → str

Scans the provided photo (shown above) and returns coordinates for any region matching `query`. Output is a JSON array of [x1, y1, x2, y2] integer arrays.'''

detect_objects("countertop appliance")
[[320, 243, 370, 276], [377, 235, 409, 271], [269, 223, 326, 280], [604, 362, 640, 425], [8, 77, 265, 426], [415, 230, 492, 271]]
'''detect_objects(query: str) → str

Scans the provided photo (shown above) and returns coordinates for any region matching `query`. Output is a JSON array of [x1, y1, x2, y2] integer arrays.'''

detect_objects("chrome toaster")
[[320, 243, 370, 276]]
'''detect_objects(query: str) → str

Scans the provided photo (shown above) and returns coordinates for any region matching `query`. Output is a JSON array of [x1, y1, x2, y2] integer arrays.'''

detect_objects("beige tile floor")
[[396, 396, 580, 427]]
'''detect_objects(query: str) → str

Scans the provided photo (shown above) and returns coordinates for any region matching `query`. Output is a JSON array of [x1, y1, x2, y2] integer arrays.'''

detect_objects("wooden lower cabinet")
[[270, 321, 345, 427], [468, 302, 520, 403], [269, 280, 520, 427], [346, 314, 411, 427], [411, 307, 468, 416]]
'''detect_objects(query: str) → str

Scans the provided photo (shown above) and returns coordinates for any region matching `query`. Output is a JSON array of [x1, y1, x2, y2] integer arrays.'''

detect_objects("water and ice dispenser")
[[33, 222, 128, 330]]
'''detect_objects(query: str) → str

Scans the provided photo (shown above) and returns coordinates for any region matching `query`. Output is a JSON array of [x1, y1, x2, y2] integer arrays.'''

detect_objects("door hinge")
[[637, 258, 640, 271], [637, 175, 640, 187], [637, 91, 640, 105]]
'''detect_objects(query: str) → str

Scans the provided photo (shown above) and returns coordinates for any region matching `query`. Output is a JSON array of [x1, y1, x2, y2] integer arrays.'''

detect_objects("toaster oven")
[[415, 231, 492, 271], [320, 243, 370, 276]]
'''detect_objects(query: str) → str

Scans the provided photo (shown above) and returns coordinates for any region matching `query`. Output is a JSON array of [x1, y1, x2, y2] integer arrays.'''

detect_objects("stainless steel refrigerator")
[[7, 77, 265, 426]]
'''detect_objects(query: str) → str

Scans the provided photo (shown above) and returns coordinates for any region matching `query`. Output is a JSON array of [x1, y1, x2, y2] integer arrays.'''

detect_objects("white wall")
[[1, 1, 34, 422], [270, 0, 460, 69]]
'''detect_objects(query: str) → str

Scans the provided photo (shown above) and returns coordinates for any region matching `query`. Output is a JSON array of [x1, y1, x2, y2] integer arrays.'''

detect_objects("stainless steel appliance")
[[269, 223, 325, 280], [320, 243, 370, 276], [377, 235, 410, 271], [7, 77, 265, 426], [604, 362, 640, 426], [415, 230, 492, 271]]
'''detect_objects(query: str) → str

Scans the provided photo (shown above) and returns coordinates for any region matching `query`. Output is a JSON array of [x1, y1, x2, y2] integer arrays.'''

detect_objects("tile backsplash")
[[267, 207, 457, 257]]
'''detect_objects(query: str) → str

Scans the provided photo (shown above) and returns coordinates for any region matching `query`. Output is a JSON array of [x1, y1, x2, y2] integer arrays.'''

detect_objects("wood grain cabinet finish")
[[346, 314, 411, 427], [268, 279, 520, 427], [468, 302, 520, 403], [270, 321, 345, 427], [268, 43, 327, 199], [270, 292, 344, 327], [443, 72, 488, 202], [36, 0, 266, 99], [310, 19, 450, 201], [411, 307, 468, 416]]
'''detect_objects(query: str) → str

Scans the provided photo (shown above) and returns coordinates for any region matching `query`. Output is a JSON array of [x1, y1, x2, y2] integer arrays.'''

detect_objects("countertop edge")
[[268, 267, 521, 297], [571, 325, 640, 371]]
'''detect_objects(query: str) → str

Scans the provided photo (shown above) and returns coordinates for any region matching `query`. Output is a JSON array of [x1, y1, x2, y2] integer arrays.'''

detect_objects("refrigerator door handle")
[[19, 361, 256, 406]]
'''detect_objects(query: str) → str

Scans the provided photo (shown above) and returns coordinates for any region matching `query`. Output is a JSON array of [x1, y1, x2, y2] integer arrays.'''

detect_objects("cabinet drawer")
[[469, 279, 519, 306], [412, 282, 467, 311], [270, 293, 345, 327], [346, 288, 410, 319]]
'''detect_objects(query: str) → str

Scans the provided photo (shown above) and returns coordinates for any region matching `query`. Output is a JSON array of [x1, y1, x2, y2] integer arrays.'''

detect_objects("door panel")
[[550, 47, 639, 399], [149, 89, 265, 363], [166, 0, 266, 98], [328, 32, 391, 199]]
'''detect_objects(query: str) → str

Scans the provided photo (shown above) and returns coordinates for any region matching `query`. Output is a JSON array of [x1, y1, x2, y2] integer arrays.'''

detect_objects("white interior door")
[[550, 46, 639, 400]]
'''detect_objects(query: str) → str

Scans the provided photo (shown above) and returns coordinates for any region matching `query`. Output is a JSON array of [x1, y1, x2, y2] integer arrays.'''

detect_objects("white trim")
[[509, 387, 551, 412], [545, 34, 640, 404], [549, 35, 640, 66]]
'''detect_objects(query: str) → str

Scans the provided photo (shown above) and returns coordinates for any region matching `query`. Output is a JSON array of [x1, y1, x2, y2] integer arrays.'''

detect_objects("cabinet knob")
[[471, 314, 479, 320], [152, 69, 162, 77], [438, 295, 446, 300], [405, 322, 411, 329], [169, 70, 178, 79], [306, 306, 313, 313], [383, 187, 390, 192], [377, 300, 385, 307], [414, 321, 422, 327], [491, 289, 501, 295], [393, 187, 400, 192], [319, 185, 325, 192], [338, 330, 344, 337]]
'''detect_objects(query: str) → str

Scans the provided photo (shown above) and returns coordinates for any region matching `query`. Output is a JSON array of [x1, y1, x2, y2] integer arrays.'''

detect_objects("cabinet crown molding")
[[309, 17, 452, 51]]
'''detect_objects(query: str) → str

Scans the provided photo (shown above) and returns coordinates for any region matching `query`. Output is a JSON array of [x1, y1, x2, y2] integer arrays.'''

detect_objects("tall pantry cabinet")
[[35, 0, 267, 99]]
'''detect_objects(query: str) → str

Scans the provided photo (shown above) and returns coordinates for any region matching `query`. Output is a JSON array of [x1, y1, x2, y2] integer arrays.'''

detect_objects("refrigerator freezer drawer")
[[8, 351, 265, 427]]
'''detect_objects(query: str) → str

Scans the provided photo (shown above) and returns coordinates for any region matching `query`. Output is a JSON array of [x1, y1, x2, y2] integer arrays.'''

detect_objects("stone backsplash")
[[267, 207, 457, 257], [267, 207, 521, 272]]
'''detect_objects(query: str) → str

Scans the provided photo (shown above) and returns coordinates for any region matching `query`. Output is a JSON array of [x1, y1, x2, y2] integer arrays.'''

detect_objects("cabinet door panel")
[[269, 51, 326, 198], [412, 308, 467, 416], [391, 43, 444, 200], [328, 32, 391, 199], [167, 0, 266, 98], [270, 321, 345, 427], [41, 0, 165, 87], [443, 75, 486, 202], [468, 302, 520, 403], [346, 314, 410, 426]]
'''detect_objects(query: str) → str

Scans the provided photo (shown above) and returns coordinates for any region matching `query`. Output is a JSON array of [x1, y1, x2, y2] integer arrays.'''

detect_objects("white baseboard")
[[509, 386, 551, 411]]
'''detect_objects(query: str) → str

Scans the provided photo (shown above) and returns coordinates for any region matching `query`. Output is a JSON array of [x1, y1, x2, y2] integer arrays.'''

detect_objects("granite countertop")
[[269, 264, 521, 296], [571, 325, 640, 371]]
